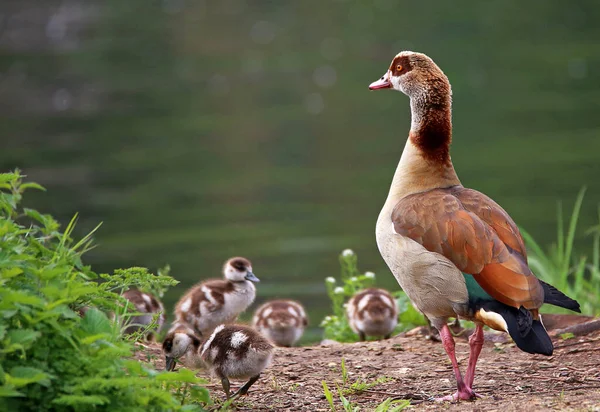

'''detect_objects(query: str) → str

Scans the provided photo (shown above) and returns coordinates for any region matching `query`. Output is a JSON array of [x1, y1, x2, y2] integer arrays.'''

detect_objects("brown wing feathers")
[[392, 186, 544, 310]]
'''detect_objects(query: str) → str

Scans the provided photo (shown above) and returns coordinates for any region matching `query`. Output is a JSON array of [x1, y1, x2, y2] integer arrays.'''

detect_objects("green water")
[[2, 1, 600, 342]]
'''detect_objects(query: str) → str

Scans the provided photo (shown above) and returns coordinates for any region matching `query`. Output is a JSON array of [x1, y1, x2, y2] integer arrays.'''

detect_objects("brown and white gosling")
[[346, 288, 398, 341], [252, 300, 308, 347], [121, 289, 165, 341], [174, 257, 259, 335], [163, 324, 274, 399]]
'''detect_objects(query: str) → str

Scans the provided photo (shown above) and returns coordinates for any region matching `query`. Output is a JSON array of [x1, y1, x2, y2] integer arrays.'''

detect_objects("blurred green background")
[[2, 0, 599, 342]]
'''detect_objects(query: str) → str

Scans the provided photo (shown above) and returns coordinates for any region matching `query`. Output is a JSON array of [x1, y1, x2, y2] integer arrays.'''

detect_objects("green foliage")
[[559, 332, 575, 340], [320, 250, 426, 343], [340, 358, 348, 386], [338, 391, 359, 412], [322, 360, 408, 412], [341, 377, 394, 396], [520, 187, 600, 315], [0, 171, 210, 411], [391, 291, 429, 332], [322, 381, 335, 412], [373, 398, 411, 412]]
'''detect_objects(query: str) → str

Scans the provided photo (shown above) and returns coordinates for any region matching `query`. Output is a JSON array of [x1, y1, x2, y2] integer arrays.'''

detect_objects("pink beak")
[[369, 72, 392, 90]]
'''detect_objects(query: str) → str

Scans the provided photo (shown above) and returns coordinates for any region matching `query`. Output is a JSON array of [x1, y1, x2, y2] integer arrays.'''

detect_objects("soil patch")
[[136, 320, 600, 411]]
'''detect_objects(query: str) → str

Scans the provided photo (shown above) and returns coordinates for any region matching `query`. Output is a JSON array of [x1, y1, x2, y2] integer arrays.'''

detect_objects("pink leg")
[[435, 324, 479, 402], [465, 324, 484, 388], [439, 324, 465, 388]]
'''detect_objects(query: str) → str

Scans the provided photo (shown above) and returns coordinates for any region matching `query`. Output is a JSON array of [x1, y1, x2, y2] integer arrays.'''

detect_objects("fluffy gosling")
[[252, 300, 308, 347], [346, 288, 398, 341], [121, 289, 165, 341], [163, 324, 273, 399], [174, 257, 259, 335]]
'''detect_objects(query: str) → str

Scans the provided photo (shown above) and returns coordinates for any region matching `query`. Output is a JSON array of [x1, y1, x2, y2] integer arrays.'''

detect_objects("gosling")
[[253, 300, 308, 347], [121, 289, 165, 341], [163, 324, 273, 399], [174, 257, 259, 336], [346, 288, 398, 341]]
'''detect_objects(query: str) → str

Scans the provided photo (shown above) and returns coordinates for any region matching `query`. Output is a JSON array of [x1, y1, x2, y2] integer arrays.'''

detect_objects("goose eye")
[[396, 64, 402, 71]]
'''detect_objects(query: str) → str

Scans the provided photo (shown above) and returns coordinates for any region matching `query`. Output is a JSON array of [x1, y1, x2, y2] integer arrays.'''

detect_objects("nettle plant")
[[0, 171, 210, 411], [320, 249, 427, 343]]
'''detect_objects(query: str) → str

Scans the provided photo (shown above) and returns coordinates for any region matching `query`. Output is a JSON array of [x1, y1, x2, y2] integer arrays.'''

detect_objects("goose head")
[[368, 51, 450, 100], [223, 256, 260, 283], [162, 331, 202, 371]]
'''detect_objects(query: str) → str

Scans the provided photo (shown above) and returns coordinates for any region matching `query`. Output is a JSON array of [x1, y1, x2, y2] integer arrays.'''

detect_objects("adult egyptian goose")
[[252, 300, 308, 347], [174, 257, 259, 336], [163, 324, 274, 399], [121, 289, 165, 341], [369, 51, 580, 401], [346, 288, 398, 341]]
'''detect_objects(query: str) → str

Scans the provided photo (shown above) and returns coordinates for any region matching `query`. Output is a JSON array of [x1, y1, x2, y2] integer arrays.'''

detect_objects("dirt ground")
[[137, 318, 600, 411]]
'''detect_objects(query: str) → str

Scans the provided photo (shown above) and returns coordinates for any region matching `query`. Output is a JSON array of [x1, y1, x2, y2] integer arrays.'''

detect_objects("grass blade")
[[322, 381, 335, 412], [557, 200, 564, 265], [563, 187, 586, 280]]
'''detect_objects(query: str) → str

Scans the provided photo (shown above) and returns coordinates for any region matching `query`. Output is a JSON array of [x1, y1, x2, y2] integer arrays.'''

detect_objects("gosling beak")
[[165, 356, 176, 371], [245, 271, 260, 283], [369, 72, 392, 90]]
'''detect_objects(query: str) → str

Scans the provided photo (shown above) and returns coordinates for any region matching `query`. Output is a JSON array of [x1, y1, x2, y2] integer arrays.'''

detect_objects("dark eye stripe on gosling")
[[173, 256, 259, 335], [252, 300, 308, 347], [346, 288, 398, 341]]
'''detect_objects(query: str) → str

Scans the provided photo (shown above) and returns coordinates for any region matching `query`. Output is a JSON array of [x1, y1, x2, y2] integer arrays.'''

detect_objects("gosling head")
[[368, 51, 450, 100], [223, 256, 259, 283], [162, 331, 202, 371]]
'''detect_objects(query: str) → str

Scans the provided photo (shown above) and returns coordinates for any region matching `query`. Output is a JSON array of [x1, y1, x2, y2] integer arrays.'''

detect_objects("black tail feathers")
[[478, 300, 553, 356], [514, 318, 554, 356], [540, 280, 581, 313]]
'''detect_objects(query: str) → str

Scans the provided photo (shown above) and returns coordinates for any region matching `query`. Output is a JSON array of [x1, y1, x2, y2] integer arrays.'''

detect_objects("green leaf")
[[339, 392, 351, 409], [6, 329, 41, 346], [0, 310, 18, 319], [375, 398, 392, 412], [80, 333, 112, 345], [180, 405, 204, 412], [19, 182, 45, 192], [396, 292, 427, 328], [0, 385, 24, 398], [6, 367, 52, 388], [188, 386, 211, 404], [155, 369, 206, 384], [24, 208, 51, 226], [123, 359, 145, 375], [52, 395, 110, 406], [0, 290, 45, 307], [0, 172, 20, 185], [0, 267, 23, 280], [322, 381, 335, 412], [79, 308, 112, 336], [389, 400, 411, 411]]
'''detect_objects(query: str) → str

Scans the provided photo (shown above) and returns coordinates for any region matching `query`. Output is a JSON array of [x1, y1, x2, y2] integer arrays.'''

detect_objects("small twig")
[[560, 384, 600, 392], [511, 376, 556, 382], [551, 319, 600, 338], [566, 347, 600, 354], [554, 337, 600, 349]]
